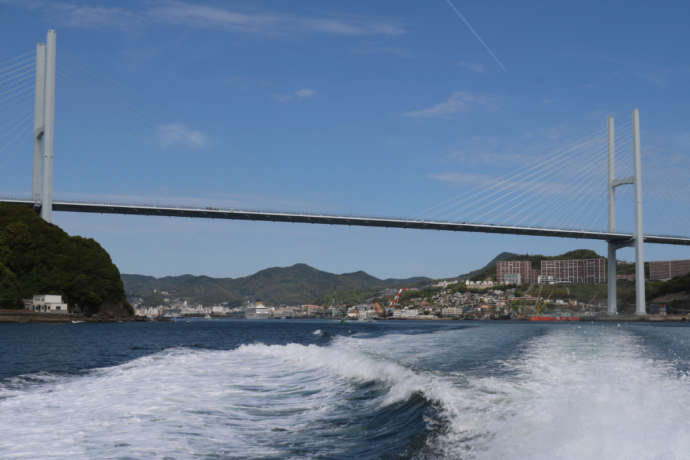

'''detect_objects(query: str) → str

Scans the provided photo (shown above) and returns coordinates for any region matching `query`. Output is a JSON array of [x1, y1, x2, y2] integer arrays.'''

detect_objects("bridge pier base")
[[607, 242, 617, 315]]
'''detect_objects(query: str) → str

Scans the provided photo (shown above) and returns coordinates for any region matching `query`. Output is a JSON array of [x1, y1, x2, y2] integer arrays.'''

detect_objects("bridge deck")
[[3, 199, 690, 246]]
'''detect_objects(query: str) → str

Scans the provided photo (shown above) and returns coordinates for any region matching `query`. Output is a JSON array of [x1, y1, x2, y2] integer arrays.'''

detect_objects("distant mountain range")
[[123, 249, 690, 312], [123, 250, 607, 307], [122, 263, 430, 306]]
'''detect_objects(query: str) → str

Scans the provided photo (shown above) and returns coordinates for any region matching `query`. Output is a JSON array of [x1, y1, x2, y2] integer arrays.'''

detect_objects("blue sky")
[[1, 0, 689, 279]]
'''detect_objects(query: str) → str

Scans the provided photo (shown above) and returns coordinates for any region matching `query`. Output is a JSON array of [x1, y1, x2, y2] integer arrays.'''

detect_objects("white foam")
[[236, 341, 434, 406], [0, 337, 447, 459], [0, 346, 355, 458], [434, 327, 690, 460], [322, 327, 690, 459], [1, 326, 689, 459]]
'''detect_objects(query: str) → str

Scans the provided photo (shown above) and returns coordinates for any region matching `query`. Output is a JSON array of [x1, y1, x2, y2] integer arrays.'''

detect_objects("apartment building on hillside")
[[496, 261, 538, 285], [540, 258, 606, 284], [648, 259, 690, 281]]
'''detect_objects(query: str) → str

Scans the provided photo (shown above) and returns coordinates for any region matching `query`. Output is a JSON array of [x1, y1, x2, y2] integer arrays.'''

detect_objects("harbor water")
[[1, 320, 690, 459]]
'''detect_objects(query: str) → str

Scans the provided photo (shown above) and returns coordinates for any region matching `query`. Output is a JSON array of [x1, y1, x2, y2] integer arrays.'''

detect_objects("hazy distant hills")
[[122, 263, 430, 306], [123, 249, 690, 313], [122, 250, 605, 307]]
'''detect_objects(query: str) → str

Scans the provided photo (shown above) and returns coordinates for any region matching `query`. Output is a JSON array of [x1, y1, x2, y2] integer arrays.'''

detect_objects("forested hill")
[[0, 203, 131, 316], [123, 264, 430, 306]]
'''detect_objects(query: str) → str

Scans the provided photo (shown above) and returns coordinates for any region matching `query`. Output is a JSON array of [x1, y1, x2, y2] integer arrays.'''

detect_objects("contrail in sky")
[[444, 0, 507, 72]]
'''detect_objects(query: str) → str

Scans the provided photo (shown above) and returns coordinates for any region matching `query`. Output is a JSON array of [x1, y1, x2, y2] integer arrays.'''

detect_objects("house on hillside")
[[28, 295, 68, 313]]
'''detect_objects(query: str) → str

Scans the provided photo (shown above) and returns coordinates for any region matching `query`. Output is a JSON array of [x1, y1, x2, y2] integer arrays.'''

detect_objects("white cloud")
[[147, 2, 280, 31], [295, 88, 316, 98], [1, 0, 140, 27], [10, 0, 405, 36], [403, 91, 490, 118], [274, 88, 317, 103], [156, 123, 208, 149], [299, 17, 404, 36], [458, 61, 485, 73], [53, 3, 140, 27]]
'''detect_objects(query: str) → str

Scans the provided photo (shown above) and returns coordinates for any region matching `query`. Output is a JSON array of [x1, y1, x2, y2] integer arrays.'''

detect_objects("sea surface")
[[1, 319, 690, 459]]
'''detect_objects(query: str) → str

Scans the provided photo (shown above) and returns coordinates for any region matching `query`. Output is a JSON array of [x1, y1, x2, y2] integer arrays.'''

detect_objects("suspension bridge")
[[1, 30, 689, 315]]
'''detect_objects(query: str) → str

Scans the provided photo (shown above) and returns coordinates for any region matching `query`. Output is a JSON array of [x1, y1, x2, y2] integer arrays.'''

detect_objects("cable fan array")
[[0, 50, 35, 167], [418, 119, 637, 232], [1, 45, 688, 239]]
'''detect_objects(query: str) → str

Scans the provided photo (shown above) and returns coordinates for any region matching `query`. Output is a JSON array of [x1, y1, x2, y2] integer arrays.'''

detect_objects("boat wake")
[[0, 326, 689, 459]]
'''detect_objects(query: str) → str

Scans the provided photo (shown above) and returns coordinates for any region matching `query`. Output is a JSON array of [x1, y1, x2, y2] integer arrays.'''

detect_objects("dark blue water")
[[1, 320, 689, 459], [0, 320, 469, 379]]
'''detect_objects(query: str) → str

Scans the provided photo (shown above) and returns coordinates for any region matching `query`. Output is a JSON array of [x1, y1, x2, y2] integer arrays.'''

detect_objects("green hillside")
[[0, 203, 130, 316], [123, 264, 430, 306]]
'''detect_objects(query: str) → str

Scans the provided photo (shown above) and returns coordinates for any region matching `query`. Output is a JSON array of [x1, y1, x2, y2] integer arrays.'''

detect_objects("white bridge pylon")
[[27, 29, 651, 315], [31, 29, 56, 223], [607, 110, 646, 315]]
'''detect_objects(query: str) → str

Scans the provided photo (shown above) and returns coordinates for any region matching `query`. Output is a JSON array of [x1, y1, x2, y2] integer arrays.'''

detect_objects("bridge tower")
[[607, 109, 645, 315], [32, 30, 56, 223]]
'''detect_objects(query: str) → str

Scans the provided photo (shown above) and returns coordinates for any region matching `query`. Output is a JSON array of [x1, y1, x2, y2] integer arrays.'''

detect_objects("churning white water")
[[466, 327, 690, 460], [0, 324, 689, 459]]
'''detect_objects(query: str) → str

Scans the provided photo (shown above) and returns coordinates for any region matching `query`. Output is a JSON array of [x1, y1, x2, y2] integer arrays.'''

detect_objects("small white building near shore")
[[30, 295, 68, 314]]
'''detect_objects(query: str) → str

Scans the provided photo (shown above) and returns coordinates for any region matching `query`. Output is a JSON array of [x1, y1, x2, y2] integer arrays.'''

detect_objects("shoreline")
[[3, 310, 688, 323], [0, 310, 151, 324], [386, 315, 690, 322]]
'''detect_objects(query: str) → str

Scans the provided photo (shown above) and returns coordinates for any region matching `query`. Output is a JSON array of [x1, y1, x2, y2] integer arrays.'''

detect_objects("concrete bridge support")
[[32, 30, 56, 223], [607, 117, 617, 315], [632, 109, 646, 315], [32, 43, 45, 208], [607, 109, 646, 315]]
